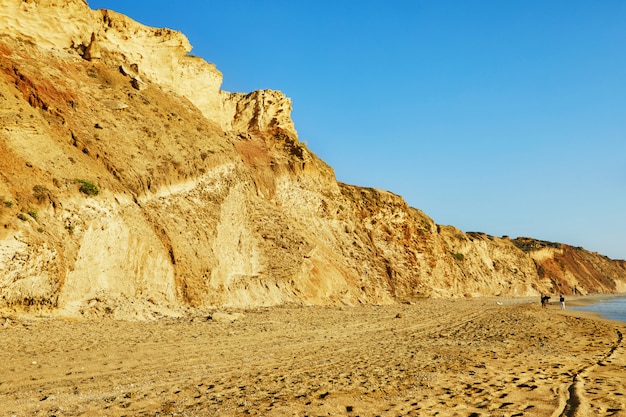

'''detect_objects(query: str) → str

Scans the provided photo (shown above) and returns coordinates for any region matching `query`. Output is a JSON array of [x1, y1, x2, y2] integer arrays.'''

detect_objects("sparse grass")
[[33, 185, 48, 202], [452, 252, 465, 261], [76, 179, 100, 196], [33, 185, 48, 194]]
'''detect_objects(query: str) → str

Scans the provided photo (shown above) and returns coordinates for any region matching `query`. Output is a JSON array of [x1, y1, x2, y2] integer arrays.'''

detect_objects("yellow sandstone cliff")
[[0, 0, 624, 318]]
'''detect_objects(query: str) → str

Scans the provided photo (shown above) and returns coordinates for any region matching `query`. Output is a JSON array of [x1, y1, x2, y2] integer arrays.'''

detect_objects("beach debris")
[[207, 311, 244, 322]]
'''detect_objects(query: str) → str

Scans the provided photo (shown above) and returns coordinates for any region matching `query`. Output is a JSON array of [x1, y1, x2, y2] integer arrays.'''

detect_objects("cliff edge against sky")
[[1, 0, 625, 319]]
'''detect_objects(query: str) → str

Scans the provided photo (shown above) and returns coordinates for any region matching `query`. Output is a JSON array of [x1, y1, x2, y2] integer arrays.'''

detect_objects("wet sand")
[[1, 296, 625, 416]]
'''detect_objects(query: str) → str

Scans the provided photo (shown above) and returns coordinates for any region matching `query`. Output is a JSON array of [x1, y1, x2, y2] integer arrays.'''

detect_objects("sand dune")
[[1, 297, 625, 416]]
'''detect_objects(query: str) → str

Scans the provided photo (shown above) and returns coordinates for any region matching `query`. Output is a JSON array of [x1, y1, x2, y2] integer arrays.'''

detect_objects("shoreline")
[[563, 292, 626, 307], [504, 293, 626, 325], [563, 293, 626, 325]]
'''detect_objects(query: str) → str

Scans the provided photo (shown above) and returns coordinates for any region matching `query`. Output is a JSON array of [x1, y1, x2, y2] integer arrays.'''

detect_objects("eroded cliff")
[[1, 0, 625, 318]]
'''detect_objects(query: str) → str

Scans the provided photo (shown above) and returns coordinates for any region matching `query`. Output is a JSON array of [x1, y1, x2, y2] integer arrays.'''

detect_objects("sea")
[[572, 296, 626, 323]]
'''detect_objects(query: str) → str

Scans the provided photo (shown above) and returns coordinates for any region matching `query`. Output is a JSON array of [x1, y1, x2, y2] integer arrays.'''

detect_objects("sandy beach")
[[1, 296, 625, 416]]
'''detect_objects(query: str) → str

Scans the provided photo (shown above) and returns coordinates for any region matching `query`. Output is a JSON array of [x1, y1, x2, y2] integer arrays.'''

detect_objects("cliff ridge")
[[1, 0, 624, 319]]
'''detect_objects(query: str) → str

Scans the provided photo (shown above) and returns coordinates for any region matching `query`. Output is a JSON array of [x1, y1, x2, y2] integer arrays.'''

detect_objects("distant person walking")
[[560, 294, 565, 310]]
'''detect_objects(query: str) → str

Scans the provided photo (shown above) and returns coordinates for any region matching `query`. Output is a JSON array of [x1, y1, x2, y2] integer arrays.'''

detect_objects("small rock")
[[210, 311, 244, 322], [119, 65, 135, 77], [131, 77, 146, 90], [103, 100, 128, 111], [83, 33, 101, 61]]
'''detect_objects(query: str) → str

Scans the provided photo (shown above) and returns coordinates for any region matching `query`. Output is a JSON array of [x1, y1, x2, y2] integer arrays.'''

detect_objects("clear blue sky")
[[88, 1, 626, 260]]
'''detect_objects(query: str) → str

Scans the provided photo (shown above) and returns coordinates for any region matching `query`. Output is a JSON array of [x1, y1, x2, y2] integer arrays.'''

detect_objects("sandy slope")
[[1, 297, 625, 416]]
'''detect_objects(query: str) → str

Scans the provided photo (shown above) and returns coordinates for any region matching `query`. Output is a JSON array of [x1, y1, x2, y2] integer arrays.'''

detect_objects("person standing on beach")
[[560, 294, 565, 310]]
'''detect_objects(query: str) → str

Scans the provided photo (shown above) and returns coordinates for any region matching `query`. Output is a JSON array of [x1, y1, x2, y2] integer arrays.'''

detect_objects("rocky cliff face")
[[1, 0, 625, 318]]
